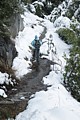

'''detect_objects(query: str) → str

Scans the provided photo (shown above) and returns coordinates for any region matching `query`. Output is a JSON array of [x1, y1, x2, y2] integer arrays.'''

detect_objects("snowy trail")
[[0, 15, 51, 119], [15, 11, 80, 120]]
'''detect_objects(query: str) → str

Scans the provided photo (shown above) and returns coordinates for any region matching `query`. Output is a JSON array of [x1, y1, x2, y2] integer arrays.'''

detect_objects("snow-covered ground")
[[13, 7, 80, 120], [0, 1, 80, 120]]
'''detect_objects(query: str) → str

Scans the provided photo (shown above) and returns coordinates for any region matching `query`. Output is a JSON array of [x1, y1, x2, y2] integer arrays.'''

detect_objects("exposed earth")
[[0, 58, 51, 119]]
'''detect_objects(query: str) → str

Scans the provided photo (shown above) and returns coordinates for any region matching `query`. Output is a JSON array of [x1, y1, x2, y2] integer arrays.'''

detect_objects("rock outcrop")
[[0, 35, 17, 72], [9, 13, 24, 38]]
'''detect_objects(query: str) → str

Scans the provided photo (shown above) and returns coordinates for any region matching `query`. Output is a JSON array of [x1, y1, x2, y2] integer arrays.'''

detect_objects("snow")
[[74, 7, 80, 17], [39, 0, 46, 2], [15, 81, 80, 120], [49, 0, 73, 23], [12, 10, 44, 78], [53, 16, 71, 28], [0, 72, 14, 98], [33, 1, 44, 6], [29, 4, 36, 13], [14, 7, 80, 120], [0, 89, 7, 98], [0, 2, 80, 120]]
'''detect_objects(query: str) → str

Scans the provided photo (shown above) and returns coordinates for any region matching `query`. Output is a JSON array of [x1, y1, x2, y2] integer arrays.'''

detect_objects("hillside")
[[0, 0, 80, 120]]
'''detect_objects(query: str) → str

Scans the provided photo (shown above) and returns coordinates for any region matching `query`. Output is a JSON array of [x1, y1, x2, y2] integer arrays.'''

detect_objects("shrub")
[[57, 28, 77, 44], [63, 45, 80, 101], [57, 25, 80, 101], [65, 0, 80, 21], [32, 2, 44, 18]]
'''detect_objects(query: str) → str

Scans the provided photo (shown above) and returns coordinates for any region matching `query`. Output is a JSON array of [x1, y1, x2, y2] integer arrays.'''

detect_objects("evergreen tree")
[[0, 0, 21, 25], [21, 0, 32, 4], [0, 0, 24, 39], [63, 37, 80, 102]]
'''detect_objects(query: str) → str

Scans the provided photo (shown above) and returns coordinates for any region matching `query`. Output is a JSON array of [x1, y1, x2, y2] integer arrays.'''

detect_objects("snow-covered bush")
[[32, 1, 44, 17], [62, 17, 80, 101], [56, 28, 77, 44], [49, 0, 71, 23], [63, 43, 80, 102], [65, 0, 80, 22], [53, 16, 71, 28], [27, 4, 36, 13]]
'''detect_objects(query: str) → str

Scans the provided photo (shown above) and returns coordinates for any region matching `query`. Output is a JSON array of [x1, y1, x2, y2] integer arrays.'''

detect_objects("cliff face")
[[0, 0, 24, 74], [0, 13, 24, 74], [0, 34, 17, 72], [9, 13, 24, 38]]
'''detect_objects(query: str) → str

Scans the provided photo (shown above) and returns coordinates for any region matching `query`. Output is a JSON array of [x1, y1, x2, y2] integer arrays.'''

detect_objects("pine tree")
[[0, 0, 20, 25], [63, 37, 80, 102]]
